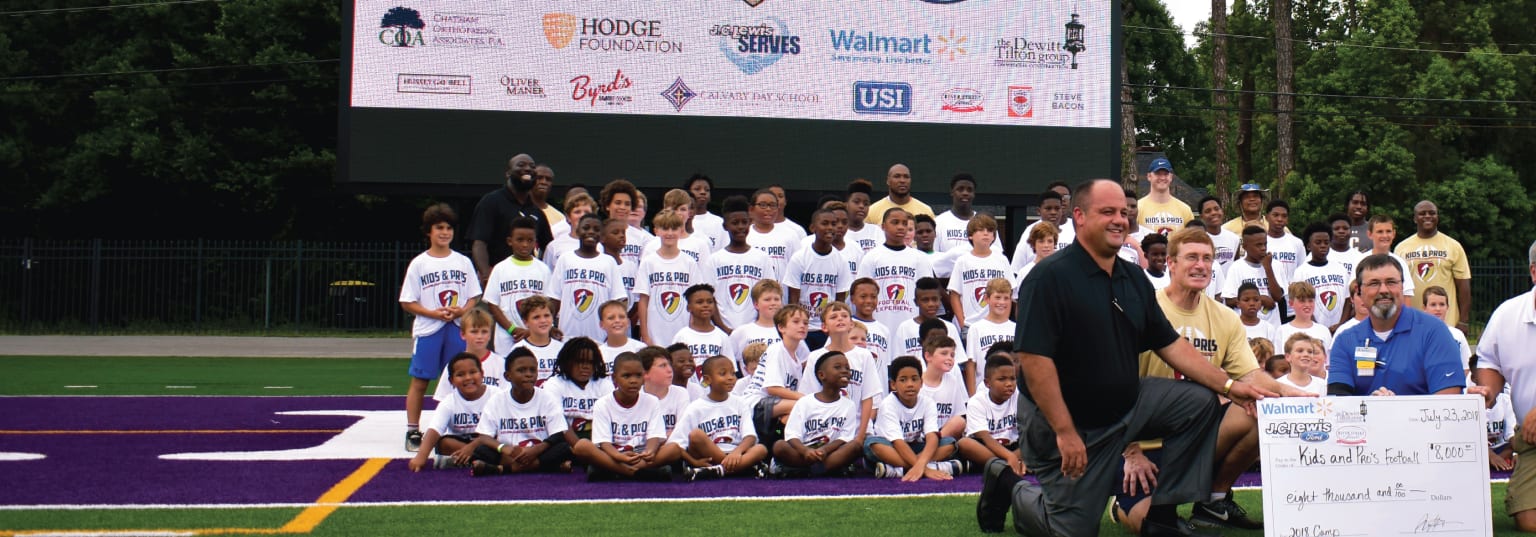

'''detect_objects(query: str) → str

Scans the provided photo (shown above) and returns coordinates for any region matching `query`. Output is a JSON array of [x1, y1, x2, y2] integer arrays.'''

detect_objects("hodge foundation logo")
[[712, 18, 801, 75], [499, 76, 545, 98], [941, 87, 983, 113], [1007, 85, 1033, 117], [660, 77, 697, 111], [544, 13, 681, 54], [853, 81, 912, 115], [397, 74, 471, 94], [570, 69, 634, 107]]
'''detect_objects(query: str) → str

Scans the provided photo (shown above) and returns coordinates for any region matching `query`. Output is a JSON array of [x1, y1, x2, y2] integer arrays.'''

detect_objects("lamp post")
[[1064, 12, 1085, 70]]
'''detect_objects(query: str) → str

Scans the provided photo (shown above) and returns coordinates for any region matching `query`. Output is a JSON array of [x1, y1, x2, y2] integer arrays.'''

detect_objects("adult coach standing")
[[1474, 239, 1536, 532], [1394, 200, 1472, 332], [470, 153, 553, 287], [865, 163, 934, 225], [977, 180, 1274, 536]]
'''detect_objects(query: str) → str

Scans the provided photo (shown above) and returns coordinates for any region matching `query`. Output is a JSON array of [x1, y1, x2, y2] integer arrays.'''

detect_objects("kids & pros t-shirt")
[[668, 395, 757, 452], [634, 252, 709, 342], [433, 352, 508, 402], [965, 318, 1015, 360], [514, 338, 564, 385], [873, 392, 939, 444], [547, 252, 626, 342], [799, 347, 882, 403], [651, 385, 692, 438], [474, 387, 568, 447], [946, 252, 1012, 323], [783, 394, 859, 448], [591, 392, 666, 453], [783, 245, 853, 331], [541, 375, 611, 435], [399, 250, 483, 337], [920, 377, 968, 428], [710, 247, 775, 329], [484, 256, 551, 352], [673, 326, 735, 378], [964, 389, 1020, 445], [427, 387, 493, 438], [856, 244, 934, 337]]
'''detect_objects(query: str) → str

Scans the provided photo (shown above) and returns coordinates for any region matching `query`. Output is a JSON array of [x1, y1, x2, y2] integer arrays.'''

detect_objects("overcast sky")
[[1163, 1, 1216, 48]]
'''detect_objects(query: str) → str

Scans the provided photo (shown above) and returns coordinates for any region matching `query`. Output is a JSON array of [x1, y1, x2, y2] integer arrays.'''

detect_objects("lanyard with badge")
[[1354, 339, 1378, 377]]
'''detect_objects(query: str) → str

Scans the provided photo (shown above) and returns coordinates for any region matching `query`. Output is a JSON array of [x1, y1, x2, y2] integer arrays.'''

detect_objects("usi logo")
[[853, 81, 912, 115]]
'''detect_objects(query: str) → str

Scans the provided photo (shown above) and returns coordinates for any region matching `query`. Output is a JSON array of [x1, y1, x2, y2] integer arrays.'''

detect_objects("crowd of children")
[[398, 165, 1516, 484]]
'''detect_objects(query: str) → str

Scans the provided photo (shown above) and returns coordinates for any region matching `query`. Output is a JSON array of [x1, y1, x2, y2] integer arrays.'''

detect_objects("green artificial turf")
[[0, 487, 1524, 536], [0, 356, 411, 395]]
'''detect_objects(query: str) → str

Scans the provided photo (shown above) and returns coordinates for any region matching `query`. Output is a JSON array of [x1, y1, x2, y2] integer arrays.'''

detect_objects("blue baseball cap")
[[1148, 158, 1173, 173], [1238, 183, 1267, 193]]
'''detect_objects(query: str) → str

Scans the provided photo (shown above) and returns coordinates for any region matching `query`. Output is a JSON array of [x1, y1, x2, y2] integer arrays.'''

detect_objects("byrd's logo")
[[853, 81, 912, 115], [1007, 85, 1034, 117], [570, 69, 633, 107], [573, 289, 594, 312], [543, 13, 577, 49], [379, 7, 426, 47]]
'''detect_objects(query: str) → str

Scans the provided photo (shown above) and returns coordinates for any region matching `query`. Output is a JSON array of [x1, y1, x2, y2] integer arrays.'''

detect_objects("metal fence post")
[[20, 238, 32, 327], [89, 239, 102, 333], [394, 241, 403, 332], [293, 240, 303, 327], [264, 255, 272, 331], [195, 238, 204, 328]]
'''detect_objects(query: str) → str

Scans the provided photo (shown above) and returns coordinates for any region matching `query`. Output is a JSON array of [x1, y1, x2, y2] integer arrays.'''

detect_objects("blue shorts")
[[863, 435, 957, 464], [408, 322, 466, 380]]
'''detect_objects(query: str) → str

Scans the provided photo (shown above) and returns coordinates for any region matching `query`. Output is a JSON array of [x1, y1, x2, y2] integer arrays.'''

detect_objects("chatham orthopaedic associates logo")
[[379, 7, 425, 47], [397, 74, 470, 95], [380, 7, 506, 49], [543, 13, 680, 53], [853, 81, 912, 115]]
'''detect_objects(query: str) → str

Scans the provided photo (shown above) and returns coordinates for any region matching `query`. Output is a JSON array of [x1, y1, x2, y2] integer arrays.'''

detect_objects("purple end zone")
[[0, 396, 412, 430]]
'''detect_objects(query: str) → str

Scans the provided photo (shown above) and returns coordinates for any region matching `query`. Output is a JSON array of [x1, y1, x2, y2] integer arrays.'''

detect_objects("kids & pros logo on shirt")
[[573, 289, 595, 312]]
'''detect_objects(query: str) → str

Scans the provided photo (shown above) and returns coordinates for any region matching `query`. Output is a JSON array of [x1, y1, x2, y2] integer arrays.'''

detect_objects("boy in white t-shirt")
[[547, 214, 627, 342], [741, 304, 811, 448], [411, 352, 492, 472], [1236, 283, 1279, 344], [799, 302, 880, 443], [843, 178, 883, 254], [746, 189, 798, 278], [640, 346, 692, 441], [1290, 222, 1352, 331], [570, 353, 673, 481], [597, 299, 644, 374], [433, 309, 507, 402], [919, 335, 968, 440], [484, 216, 552, 353], [856, 207, 934, 338], [512, 296, 564, 385], [957, 354, 1023, 474], [966, 278, 1016, 356], [635, 209, 711, 345], [849, 277, 891, 367], [1276, 333, 1327, 395], [638, 189, 713, 264], [541, 337, 611, 442], [466, 349, 572, 475], [400, 203, 482, 452], [866, 355, 959, 481], [1223, 225, 1287, 327], [713, 196, 776, 328], [1423, 286, 1473, 364], [772, 351, 863, 477], [893, 277, 973, 393], [785, 207, 853, 336], [672, 284, 735, 376], [660, 355, 769, 480], [945, 214, 1011, 328], [1277, 281, 1333, 354], [727, 279, 785, 374]]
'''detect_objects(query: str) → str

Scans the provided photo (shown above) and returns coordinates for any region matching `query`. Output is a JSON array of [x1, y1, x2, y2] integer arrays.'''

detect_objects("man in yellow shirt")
[[1137, 158, 1193, 235], [865, 163, 935, 225], [1118, 228, 1306, 533], [1394, 200, 1472, 333], [1221, 183, 1268, 236]]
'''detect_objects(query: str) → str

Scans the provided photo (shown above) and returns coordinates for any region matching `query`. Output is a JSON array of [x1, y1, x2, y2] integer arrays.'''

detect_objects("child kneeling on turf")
[[866, 355, 958, 481], [571, 353, 673, 481], [661, 355, 769, 480], [410, 352, 492, 472], [467, 348, 572, 476], [956, 351, 1023, 474], [770, 351, 861, 477]]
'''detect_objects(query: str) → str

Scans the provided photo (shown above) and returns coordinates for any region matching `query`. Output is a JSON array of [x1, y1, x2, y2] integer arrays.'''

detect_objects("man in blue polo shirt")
[[1327, 253, 1464, 395]]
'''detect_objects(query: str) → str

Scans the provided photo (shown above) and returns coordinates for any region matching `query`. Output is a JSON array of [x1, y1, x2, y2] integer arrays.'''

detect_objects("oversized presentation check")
[[1257, 395, 1493, 537]]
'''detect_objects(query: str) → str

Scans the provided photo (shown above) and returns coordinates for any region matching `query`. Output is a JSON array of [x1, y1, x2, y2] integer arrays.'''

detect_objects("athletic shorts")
[[863, 435, 957, 463], [1112, 448, 1165, 513], [1509, 429, 1536, 516], [438, 434, 475, 452], [408, 322, 466, 379]]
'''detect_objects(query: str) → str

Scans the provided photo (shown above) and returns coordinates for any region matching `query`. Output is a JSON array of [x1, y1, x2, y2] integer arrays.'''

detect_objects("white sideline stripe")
[[0, 394, 399, 398], [0, 452, 46, 461], [358, 385, 391, 389], [163, 386, 196, 389], [63, 385, 97, 389], [262, 386, 293, 389], [0, 480, 1511, 511]]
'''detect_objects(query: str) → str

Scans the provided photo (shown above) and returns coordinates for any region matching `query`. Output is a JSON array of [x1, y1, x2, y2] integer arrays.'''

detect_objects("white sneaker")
[[874, 463, 904, 479]]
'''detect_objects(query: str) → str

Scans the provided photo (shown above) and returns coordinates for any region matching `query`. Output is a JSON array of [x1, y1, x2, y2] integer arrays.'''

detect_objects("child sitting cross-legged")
[[769, 351, 862, 477], [659, 355, 770, 481], [465, 348, 573, 476], [865, 355, 959, 481]]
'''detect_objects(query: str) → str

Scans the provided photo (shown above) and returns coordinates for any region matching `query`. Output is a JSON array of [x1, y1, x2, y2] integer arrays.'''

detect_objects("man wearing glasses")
[[1326, 254, 1465, 396]]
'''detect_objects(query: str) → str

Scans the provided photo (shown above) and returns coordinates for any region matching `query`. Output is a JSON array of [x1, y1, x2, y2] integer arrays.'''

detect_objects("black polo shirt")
[[1014, 241, 1180, 429], [470, 185, 553, 264]]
